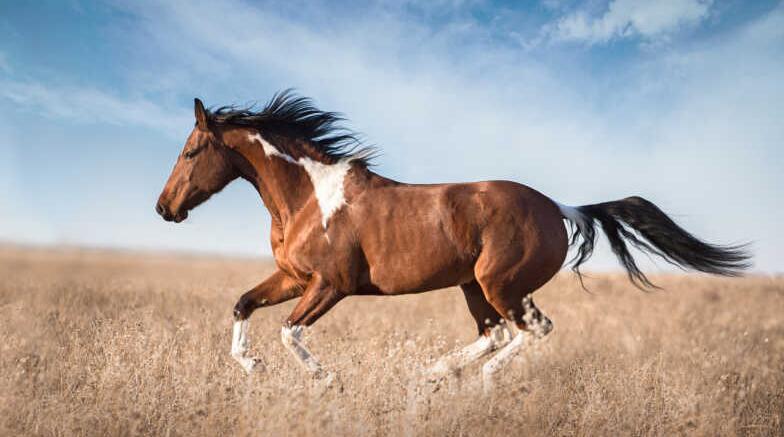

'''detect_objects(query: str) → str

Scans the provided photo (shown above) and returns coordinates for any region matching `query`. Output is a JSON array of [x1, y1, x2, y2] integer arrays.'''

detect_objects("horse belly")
[[362, 222, 477, 294], [368, 256, 474, 294]]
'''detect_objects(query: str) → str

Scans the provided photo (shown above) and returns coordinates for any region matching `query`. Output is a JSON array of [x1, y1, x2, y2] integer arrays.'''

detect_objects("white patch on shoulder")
[[248, 133, 297, 164], [248, 132, 352, 229], [298, 157, 352, 229]]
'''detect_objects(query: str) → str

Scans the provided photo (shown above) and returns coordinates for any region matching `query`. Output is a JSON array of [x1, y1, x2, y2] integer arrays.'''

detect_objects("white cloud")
[[112, 0, 781, 271], [550, 0, 713, 44], [115, 0, 600, 183], [3, 1, 782, 272], [0, 79, 189, 137]]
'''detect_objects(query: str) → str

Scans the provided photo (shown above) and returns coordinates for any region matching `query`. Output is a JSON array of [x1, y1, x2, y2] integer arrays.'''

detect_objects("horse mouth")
[[173, 211, 188, 223]]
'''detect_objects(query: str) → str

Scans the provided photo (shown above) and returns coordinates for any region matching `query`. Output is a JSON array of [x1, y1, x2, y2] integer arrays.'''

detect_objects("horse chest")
[[276, 221, 352, 284]]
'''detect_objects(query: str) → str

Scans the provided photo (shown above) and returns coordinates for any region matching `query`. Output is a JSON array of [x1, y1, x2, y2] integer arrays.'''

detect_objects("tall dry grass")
[[1, 245, 781, 436]]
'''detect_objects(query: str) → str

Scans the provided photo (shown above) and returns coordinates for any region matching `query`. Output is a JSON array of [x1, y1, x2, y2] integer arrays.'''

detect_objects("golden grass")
[[1, 246, 782, 436]]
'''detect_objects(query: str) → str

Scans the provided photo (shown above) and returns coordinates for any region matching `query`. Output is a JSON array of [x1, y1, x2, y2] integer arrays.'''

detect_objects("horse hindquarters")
[[425, 186, 566, 386], [470, 185, 567, 331]]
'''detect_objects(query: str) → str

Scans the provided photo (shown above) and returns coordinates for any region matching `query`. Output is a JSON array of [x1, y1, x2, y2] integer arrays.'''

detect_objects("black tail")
[[562, 196, 751, 289]]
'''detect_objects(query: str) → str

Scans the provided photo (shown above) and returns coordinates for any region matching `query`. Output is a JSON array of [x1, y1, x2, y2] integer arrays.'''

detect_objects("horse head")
[[156, 98, 239, 222]]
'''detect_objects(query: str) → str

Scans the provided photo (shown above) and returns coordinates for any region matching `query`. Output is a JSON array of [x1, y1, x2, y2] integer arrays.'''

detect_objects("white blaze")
[[249, 132, 351, 229]]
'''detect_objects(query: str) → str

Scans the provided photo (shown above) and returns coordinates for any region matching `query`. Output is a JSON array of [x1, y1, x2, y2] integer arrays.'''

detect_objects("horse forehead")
[[186, 128, 213, 146], [185, 128, 200, 144]]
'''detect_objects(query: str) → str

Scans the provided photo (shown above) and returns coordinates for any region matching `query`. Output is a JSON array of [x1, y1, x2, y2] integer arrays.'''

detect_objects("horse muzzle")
[[155, 202, 188, 223]]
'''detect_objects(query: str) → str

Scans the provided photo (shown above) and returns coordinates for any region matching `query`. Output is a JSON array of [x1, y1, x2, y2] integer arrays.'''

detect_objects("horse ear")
[[194, 98, 208, 131]]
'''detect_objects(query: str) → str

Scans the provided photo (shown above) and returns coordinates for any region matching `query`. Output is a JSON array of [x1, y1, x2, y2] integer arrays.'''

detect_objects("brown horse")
[[156, 91, 749, 387]]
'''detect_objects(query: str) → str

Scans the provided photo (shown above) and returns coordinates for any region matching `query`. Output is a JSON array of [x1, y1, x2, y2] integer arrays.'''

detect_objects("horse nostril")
[[156, 202, 167, 217]]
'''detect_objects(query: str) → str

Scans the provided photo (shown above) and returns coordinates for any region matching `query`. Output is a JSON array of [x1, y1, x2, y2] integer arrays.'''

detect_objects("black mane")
[[207, 90, 375, 165]]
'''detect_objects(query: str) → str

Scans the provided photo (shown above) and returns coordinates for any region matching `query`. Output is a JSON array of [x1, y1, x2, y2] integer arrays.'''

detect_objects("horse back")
[[347, 179, 565, 294]]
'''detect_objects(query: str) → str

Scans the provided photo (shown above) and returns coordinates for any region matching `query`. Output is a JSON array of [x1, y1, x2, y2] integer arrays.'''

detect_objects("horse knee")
[[233, 293, 265, 320]]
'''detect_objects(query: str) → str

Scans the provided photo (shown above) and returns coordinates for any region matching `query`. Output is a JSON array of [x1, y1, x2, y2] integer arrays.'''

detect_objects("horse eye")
[[184, 148, 200, 159]]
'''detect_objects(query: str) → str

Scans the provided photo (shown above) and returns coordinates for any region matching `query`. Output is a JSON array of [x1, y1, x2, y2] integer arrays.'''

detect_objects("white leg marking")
[[281, 325, 322, 374], [482, 331, 526, 393], [427, 324, 512, 380], [248, 132, 352, 229], [231, 319, 261, 373], [427, 336, 493, 380]]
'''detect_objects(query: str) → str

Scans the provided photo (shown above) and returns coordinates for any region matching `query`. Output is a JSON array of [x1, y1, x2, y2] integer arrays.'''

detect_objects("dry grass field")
[[1, 245, 782, 436]]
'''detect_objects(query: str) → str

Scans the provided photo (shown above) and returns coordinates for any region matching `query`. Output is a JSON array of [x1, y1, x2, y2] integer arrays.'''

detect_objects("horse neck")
[[223, 128, 314, 227]]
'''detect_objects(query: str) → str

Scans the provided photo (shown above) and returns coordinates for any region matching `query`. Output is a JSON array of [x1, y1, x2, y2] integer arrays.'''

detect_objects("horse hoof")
[[424, 373, 447, 386], [313, 369, 335, 383], [313, 370, 343, 394], [424, 362, 452, 383], [239, 357, 263, 374]]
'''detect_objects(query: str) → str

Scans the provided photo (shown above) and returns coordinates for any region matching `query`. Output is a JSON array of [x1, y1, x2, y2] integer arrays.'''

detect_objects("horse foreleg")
[[231, 269, 302, 373], [230, 319, 259, 373], [281, 274, 345, 377]]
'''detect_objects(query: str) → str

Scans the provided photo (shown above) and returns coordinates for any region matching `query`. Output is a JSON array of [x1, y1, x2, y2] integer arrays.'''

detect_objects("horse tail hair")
[[556, 196, 751, 289]]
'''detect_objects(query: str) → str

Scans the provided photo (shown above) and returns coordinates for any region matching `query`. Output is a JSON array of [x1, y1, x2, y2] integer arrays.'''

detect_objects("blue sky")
[[1, 0, 782, 272]]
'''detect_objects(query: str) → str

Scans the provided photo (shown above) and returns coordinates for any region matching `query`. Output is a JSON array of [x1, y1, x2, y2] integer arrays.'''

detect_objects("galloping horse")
[[156, 91, 749, 386]]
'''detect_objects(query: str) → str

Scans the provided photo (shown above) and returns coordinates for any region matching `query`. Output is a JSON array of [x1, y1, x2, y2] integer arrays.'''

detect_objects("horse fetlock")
[[233, 294, 257, 320], [232, 352, 262, 373], [538, 315, 554, 338], [524, 314, 553, 338]]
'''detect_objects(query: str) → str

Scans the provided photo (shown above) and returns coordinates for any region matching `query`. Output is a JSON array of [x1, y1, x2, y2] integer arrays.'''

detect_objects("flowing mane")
[[207, 90, 376, 165]]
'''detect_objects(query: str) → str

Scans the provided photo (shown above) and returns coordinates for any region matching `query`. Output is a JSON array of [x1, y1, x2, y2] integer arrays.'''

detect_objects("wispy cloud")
[[108, 0, 783, 270], [116, 0, 600, 183], [546, 0, 713, 45], [0, 79, 189, 137], [0, 52, 10, 73], [1, 1, 782, 271]]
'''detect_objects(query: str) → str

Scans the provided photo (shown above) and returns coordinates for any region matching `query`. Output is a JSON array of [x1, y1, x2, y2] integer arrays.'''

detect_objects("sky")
[[0, 0, 782, 273]]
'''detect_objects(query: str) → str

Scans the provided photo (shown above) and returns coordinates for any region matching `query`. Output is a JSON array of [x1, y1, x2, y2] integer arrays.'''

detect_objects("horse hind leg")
[[473, 228, 562, 391], [426, 281, 512, 381], [480, 292, 553, 392]]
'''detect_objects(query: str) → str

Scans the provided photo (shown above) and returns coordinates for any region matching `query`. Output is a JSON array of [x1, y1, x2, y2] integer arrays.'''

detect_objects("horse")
[[156, 91, 750, 387]]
